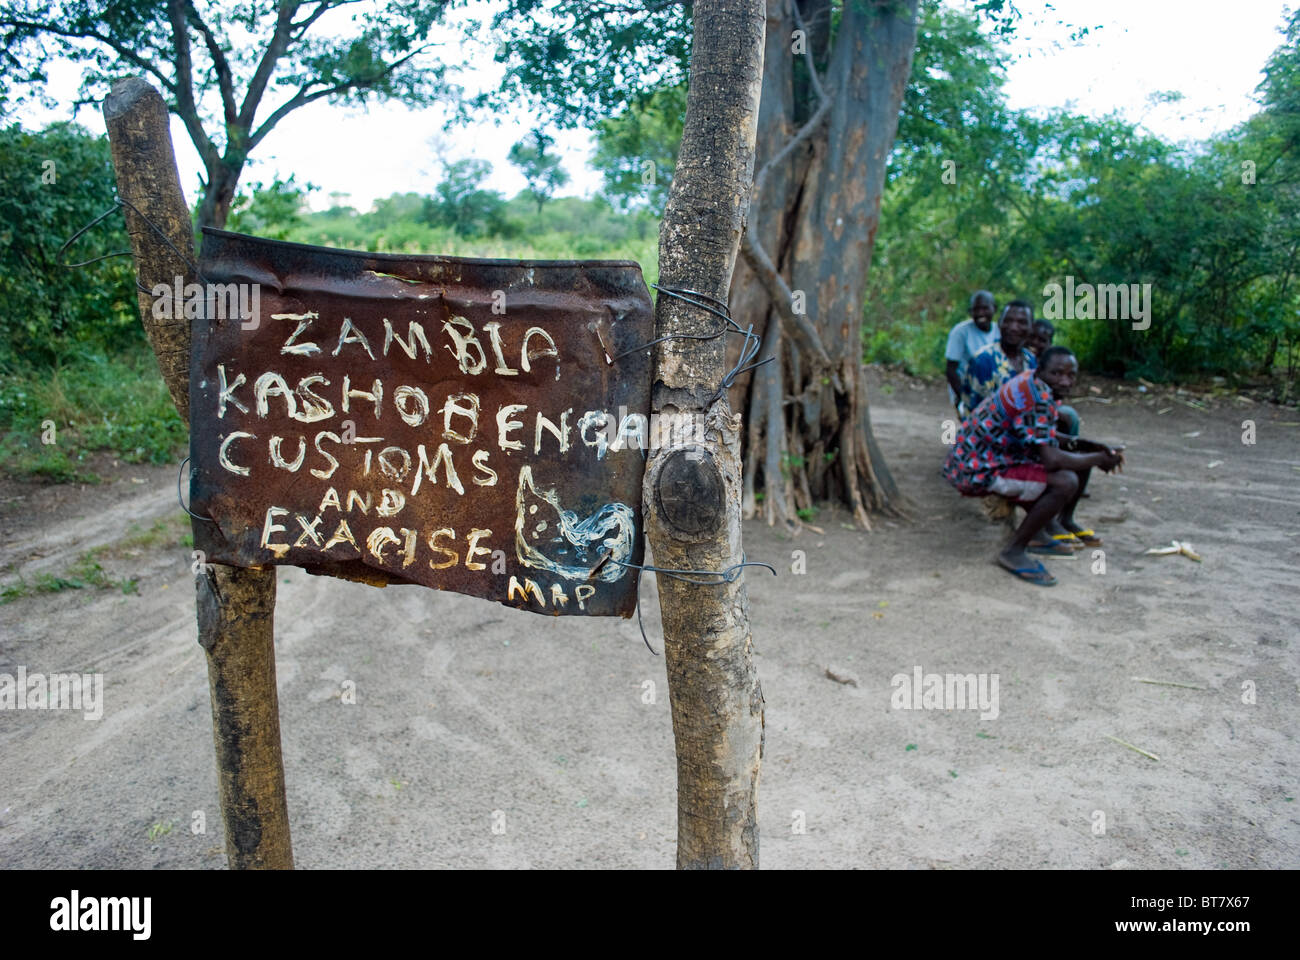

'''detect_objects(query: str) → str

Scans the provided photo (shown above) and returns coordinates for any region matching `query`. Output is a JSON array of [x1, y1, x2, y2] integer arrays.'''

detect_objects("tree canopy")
[[864, 4, 1300, 388], [1, 0, 457, 229]]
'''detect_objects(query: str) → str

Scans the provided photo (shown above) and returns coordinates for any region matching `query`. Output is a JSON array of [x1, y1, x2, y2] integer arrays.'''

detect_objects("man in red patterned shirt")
[[943, 347, 1124, 586]]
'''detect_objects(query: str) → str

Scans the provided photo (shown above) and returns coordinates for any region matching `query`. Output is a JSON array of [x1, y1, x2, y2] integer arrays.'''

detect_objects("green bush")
[[0, 122, 143, 369], [0, 345, 187, 480]]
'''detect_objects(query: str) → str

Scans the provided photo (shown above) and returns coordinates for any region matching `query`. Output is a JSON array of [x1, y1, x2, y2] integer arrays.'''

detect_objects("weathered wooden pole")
[[644, 0, 767, 869], [103, 78, 293, 870]]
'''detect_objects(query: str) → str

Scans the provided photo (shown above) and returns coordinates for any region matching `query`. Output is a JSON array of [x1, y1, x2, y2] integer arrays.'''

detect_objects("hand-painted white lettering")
[[367, 526, 400, 562], [261, 506, 289, 558], [278, 312, 321, 355], [394, 528, 418, 568], [333, 317, 375, 359], [293, 375, 335, 422], [254, 372, 297, 419], [293, 514, 324, 547], [310, 431, 340, 480], [378, 446, 412, 483], [441, 393, 480, 444], [412, 443, 465, 496], [219, 431, 255, 476], [520, 326, 559, 379], [534, 407, 571, 454], [465, 528, 493, 570], [393, 385, 430, 427], [341, 375, 382, 419], [483, 322, 519, 375], [442, 315, 486, 374], [376, 488, 406, 517], [319, 487, 342, 513], [471, 449, 497, 486], [427, 528, 457, 569], [383, 318, 432, 362], [217, 364, 248, 417], [497, 404, 527, 451], [324, 518, 359, 551], [578, 410, 611, 459], [507, 576, 546, 607], [269, 435, 306, 472]]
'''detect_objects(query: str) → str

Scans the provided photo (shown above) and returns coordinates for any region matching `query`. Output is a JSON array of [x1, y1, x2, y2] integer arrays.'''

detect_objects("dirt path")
[[1, 371, 1297, 869]]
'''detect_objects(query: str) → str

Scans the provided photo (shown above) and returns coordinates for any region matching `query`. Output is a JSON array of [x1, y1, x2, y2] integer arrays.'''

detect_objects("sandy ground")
[[1, 370, 1297, 869]]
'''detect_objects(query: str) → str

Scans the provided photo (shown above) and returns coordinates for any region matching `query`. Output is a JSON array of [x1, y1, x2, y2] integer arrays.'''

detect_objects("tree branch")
[[740, 230, 835, 374], [0, 17, 175, 92], [238, 1, 303, 131], [247, 42, 434, 151], [739, 0, 835, 377], [290, 0, 366, 36], [751, 87, 829, 201], [182, 1, 237, 124], [791, 0, 827, 104], [165, 0, 220, 169]]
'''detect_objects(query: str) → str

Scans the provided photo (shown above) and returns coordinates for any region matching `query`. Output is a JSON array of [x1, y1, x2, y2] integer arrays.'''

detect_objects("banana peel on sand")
[[1144, 540, 1202, 562]]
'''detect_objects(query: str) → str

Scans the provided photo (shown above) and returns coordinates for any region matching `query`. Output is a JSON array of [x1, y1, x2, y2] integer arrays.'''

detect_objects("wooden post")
[[103, 78, 293, 870], [644, 0, 767, 869]]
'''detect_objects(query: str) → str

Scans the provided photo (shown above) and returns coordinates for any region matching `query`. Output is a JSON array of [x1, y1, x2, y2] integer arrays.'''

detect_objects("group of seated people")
[[940, 290, 1126, 587]]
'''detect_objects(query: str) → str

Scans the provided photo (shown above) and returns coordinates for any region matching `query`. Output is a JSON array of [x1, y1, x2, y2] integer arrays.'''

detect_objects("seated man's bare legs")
[[1057, 466, 1103, 544], [1000, 468, 1078, 573], [1060, 466, 1090, 529], [1036, 466, 1091, 542]]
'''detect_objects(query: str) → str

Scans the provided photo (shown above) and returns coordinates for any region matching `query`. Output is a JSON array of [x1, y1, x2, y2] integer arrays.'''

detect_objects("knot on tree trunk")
[[653, 447, 725, 538], [646, 399, 742, 543]]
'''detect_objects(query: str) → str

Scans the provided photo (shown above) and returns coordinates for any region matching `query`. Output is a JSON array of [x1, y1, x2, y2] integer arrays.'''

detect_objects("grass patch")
[[0, 345, 187, 482], [0, 513, 189, 604], [0, 548, 141, 605], [116, 512, 192, 552]]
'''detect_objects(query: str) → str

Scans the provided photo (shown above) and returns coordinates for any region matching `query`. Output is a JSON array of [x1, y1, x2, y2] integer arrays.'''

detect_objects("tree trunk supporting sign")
[[646, 0, 767, 869], [103, 77, 293, 870]]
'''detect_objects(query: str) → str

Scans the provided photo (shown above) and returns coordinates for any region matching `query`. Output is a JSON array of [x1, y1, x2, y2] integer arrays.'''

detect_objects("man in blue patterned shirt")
[[959, 300, 1037, 414]]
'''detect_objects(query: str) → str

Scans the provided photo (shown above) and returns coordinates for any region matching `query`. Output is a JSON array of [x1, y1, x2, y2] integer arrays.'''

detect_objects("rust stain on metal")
[[189, 229, 654, 617]]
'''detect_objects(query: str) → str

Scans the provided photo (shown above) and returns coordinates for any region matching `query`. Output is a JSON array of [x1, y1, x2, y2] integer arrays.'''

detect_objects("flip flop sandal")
[[1066, 528, 1102, 547], [1050, 532, 1085, 549], [998, 557, 1057, 586], [1028, 539, 1074, 556]]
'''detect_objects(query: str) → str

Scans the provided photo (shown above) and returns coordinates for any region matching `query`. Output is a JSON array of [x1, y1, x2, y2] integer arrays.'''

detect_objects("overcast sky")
[[16, 0, 1295, 212]]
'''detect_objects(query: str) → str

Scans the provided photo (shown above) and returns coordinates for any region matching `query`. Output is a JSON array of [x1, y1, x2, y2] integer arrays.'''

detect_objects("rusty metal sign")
[[188, 229, 654, 617]]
